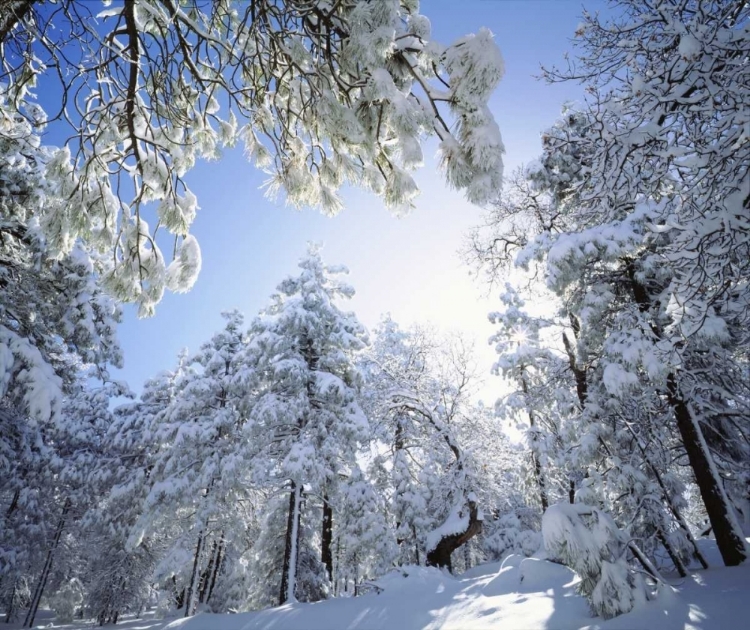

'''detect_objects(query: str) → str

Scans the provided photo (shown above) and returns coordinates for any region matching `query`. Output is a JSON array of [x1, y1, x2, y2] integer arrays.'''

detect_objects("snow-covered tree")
[[542, 502, 648, 619], [1, 0, 505, 314], [467, 93, 738, 580], [126, 312, 257, 617], [0, 94, 122, 424], [80, 356, 196, 625], [242, 245, 369, 604], [362, 317, 488, 571], [538, 0, 750, 566]]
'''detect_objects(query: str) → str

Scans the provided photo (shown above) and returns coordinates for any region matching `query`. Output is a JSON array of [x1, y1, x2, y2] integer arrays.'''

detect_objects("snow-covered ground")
[[8, 540, 749, 630]]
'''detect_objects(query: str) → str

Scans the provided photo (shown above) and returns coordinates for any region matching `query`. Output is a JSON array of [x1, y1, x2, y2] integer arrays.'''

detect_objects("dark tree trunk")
[[657, 530, 688, 578], [198, 539, 218, 604], [183, 530, 204, 617], [667, 375, 747, 566], [206, 535, 224, 604], [521, 374, 549, 512], [426, 497, 482, 571], [24, 499, 70, 628], [4, 580, 17, 623], [5, 489, 19, 518], [279, 482, 301, 605], [321, 493, 333, 583], [569, 479, 576, 504]]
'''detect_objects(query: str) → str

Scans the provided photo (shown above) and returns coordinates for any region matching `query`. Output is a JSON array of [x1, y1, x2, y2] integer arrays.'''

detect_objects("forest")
[[0, 1, 748, 628]]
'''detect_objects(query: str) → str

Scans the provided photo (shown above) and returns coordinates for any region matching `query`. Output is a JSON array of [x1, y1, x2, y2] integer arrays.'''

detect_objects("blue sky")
[[98, 0, 608, 400]]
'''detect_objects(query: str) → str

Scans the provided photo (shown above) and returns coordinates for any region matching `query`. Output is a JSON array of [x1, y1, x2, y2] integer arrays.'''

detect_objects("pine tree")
[[128, 313, 254, 617], [242, 245, 369, 604]]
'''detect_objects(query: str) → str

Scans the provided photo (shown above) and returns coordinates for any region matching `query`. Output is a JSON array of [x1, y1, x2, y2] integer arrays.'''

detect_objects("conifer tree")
[[242, 245, 369, 604]]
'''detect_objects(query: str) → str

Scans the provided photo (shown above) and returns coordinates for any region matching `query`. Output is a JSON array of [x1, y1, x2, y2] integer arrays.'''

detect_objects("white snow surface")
[[8, 540, 749, 630]]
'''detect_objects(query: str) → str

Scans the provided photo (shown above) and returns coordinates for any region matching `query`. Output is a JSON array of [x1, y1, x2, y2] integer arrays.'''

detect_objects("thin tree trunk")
[[183, 530, 204, 618], [333, 535, 341, 596], [198, 540, 218, 604], [321, 493, 333, 583], [414, 524, 420, 566], [628, 541, 666, 585], [622, 419, 708, 569], [5, 489, 19, 518], [569, 479, 576, 504], [206, 535, 224, 605], [4, 580, 17, 623], [521, 374, 549, 512], [279, 482, 302, 605], [24, 499, 70, 628], [657, 530, 688, 578]]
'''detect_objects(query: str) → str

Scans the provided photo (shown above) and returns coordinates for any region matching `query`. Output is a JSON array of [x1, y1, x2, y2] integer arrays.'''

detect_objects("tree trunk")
[[321, 493, 333, 583], [628, 541, 666, 584], [463, 541, 472, 571], [625, 265, 746, 567], [24, 499, 70, 628], [521, 374, 549, 512], [206, 535, 224, 604], [198, 539, 218, 604], [279, 481, 302, 605], [183, 530, 204, 617], [569, 479, 576, 504], [5, 489, 19, 518], [426, 497, 482, 571], [4, 579, 17, 623], [667, 375, 747, 566], [657, 530, 688, 578]]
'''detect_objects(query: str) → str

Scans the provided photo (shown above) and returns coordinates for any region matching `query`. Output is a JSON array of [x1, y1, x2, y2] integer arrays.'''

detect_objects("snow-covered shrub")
[[483, 510, 542, 561], [542, 503, 646, 619], [49, 578, 84, 623]]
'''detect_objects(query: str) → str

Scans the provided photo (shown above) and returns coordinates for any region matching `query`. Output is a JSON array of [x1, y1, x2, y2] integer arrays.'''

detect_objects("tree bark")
[[206, 535, 224, 604], [321, 493, 333, 583], [666, 375, 747, 566], [426, 497, 482, 571], [24, 499, 70, 628], [521, 374, 549, 512], [279, 482, 302, 605], [183, 530, 204, 617]]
